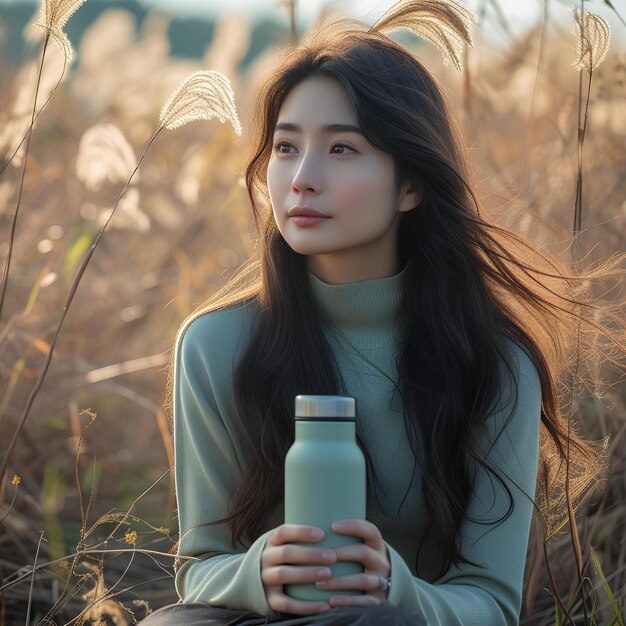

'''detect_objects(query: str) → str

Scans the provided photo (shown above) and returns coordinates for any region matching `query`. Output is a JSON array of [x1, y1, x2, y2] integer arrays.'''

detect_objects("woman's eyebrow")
[[273, 122, 364, 136]]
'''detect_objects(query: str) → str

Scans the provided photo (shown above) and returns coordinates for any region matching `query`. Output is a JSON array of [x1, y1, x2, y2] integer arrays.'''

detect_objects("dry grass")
[[0, 1, 624, 624]]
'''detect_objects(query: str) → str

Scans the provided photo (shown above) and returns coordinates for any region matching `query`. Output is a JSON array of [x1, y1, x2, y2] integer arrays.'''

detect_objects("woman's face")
[[266, 75, 420, 285]]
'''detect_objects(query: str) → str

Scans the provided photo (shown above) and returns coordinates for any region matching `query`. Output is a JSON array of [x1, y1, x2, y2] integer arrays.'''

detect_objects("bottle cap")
[[295, 395, 356, 420]]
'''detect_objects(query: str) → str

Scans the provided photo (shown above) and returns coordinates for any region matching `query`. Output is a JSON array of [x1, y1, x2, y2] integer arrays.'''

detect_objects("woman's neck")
[[305, 255, 404, 285], [306, 264, 407, 330]]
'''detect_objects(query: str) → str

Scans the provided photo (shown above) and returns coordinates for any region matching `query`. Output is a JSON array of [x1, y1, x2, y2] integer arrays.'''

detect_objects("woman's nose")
[[291, 154, 321, 194]]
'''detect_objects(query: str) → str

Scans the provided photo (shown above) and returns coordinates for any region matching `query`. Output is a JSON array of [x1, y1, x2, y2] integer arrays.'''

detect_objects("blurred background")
[[0, 0, 624, 624]]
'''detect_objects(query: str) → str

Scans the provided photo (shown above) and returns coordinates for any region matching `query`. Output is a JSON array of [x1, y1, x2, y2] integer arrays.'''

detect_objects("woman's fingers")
[[267, 593, 332, 616], [328, 594, 382, 608], [266, 524, 324, 546], [262, 564, 332, 586], [263, 563, 332, 616], [265, 544, 337, 567], [263, 524, 336, 570], [315, 573, 374, 591], [331, 543, 384, 570]]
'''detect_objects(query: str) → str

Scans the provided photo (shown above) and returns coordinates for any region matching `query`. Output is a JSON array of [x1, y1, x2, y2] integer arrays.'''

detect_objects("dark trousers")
[[138, 603, 426, 625]]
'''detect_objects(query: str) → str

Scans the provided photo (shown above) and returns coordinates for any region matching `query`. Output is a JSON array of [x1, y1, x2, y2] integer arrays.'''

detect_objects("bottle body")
[[284, 395, 366, 602]]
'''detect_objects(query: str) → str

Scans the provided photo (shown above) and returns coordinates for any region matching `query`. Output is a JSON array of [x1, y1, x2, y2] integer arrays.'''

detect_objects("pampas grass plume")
[[35, 0, 86, 62], [76, 123, 138, 192], [572, 7, 610, 72], [369, 0, 477, 73], [159, 70, 242, 135]]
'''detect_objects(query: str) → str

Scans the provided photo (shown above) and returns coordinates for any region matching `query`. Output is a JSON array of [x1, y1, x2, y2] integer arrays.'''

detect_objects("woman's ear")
[[397, 181, 423, 214]]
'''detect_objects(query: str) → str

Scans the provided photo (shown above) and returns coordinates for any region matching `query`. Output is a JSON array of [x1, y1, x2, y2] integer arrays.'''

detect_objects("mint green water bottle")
[[284, 395, 366, 602]]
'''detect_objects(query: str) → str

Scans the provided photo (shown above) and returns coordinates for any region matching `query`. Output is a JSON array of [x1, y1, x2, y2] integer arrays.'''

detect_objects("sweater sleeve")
[[384, 342, 542, 626], [173, 315, 279, 617]]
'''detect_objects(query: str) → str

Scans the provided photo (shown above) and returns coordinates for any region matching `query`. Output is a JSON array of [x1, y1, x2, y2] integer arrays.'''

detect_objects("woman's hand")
[[314, 519, 391, 609], [261, 524, 336, 616]]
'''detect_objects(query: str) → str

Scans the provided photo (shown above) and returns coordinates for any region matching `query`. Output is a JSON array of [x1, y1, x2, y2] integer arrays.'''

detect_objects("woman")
[[143, 2, 620, 624]]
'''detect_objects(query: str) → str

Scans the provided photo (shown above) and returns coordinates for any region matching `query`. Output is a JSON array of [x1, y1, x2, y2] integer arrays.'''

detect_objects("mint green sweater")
[[173, 266, 542, 625]]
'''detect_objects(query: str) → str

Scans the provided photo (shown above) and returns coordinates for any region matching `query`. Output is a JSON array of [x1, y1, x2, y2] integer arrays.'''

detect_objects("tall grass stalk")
[[25, 530, 45, 625], [518, 0, 549, 198], [544, 539, 577, 625], [0, 0, 85, 320], [289, 0, 298, 44], [563, 308, 589, 622], [561, 0, 589, 618], [573, 57, 592, 237], [0, 38, 59, 322], [590, 549, 625, 626], [550, 3, 616, 624]]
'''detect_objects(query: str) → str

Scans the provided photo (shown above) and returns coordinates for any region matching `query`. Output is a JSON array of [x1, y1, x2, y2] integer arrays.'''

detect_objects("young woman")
[[143, 3, 621, 625]]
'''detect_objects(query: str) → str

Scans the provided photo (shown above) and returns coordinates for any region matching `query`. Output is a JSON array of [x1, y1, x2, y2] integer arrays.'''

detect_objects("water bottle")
[[284, 395, 366, 601]]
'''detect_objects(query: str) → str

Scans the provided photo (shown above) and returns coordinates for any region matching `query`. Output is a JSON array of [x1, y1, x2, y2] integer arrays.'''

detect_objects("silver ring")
[[376, 576, 391, 593]]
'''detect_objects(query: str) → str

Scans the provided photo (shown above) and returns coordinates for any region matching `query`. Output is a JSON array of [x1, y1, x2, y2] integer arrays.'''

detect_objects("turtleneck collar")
[[306, 264, 407, 329]]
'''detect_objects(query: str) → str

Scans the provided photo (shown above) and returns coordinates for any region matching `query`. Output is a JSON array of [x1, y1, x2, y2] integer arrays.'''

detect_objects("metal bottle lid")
[[295, 395, 356, 421]]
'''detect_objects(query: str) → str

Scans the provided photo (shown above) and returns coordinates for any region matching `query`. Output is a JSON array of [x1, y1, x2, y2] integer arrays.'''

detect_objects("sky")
[[1, 0, 624, 51], [145, 0, 626, 52], [143, 0, 544, 40], [144, 0, 540, 23], [134, 0, 624, 33]]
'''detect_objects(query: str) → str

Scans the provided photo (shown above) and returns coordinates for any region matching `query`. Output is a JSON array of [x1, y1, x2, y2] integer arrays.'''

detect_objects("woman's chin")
[[283, 240, 335, 257]]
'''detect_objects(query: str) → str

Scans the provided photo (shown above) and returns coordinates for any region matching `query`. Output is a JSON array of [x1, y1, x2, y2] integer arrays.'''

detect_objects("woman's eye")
[[273, 141, 294, 154], [330, 143, 355, 154]]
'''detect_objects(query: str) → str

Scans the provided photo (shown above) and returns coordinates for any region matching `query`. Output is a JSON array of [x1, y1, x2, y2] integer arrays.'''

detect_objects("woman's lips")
[[289, 216, 331, 227]]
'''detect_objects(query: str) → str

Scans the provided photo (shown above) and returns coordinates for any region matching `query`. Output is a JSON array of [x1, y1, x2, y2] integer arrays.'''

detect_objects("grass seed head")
[[369, 0, 478, 73], [35, 0, 86, 62], [76, 123, 138, 192], [159, 70, 242, 135], [572, 7, 610, 72]]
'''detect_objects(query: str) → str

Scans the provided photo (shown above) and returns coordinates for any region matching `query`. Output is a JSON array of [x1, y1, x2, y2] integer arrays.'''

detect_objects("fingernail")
[[310, 529, 323, 538], [322, 550, 335, 560]]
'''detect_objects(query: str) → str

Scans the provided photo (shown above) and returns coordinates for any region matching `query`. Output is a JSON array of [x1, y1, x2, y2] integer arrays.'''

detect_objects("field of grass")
[[0, 1, 624, 624]]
